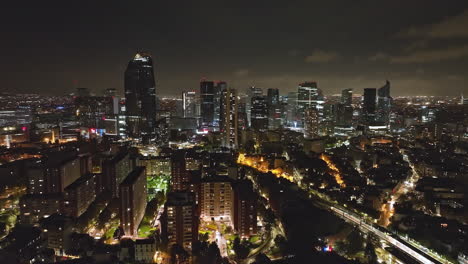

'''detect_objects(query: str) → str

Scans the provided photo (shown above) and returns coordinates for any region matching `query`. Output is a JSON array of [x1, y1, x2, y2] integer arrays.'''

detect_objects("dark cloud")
[[305, 50, 340, 63], [389, 45, 468, 63], [397, 9, 468, 39], [234, 69, 250, 77], [0, 1, 467, 96]]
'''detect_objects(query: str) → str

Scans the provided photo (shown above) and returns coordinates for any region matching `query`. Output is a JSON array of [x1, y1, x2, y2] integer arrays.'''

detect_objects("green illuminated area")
[[137, 192, 166, 238], [0, 186, 25, 239], [147, 174, 169, 200]]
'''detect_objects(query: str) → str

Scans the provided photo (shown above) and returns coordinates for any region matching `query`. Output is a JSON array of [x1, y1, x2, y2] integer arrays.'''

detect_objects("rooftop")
[[121, 166, 145, 186], [166, 191, 194, 206]]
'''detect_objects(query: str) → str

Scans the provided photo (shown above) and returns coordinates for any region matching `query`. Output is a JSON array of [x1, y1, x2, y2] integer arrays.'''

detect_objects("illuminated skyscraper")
[[304, 108, 319, 139], [246, 87, 263, 126], [182, 91, 197, 118], [219, 87, 238, 148], [124, 53, 157, 143], [214, 81, 227, 128], [297, 82, 324, 127]]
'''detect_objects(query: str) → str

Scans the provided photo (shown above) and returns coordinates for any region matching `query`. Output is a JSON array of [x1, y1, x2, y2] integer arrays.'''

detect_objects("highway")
[[329, 205, 443, 264], [314, 150, 452, 264], [238, 153, 452, 264]]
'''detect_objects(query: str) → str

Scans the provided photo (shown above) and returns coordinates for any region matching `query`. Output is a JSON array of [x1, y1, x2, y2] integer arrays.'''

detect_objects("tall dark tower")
[[341, 88, 353, 106], [214, 81, 227, 129], [200, 80, 215, 128], [336, 88, 353, 127], [250, 96, 268, 131], [363, 88, 377, 124], [377, 80, 391, 124], [125, 53, 157, 143], [267, 88, 281, 129]]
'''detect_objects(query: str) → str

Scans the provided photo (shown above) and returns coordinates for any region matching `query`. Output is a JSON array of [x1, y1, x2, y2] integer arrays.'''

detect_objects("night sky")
[[1, 0, 468, 96]]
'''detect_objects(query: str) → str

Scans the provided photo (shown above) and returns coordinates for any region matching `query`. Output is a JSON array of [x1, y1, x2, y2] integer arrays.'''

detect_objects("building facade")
[[304, 108, 319, 139], [200, 80, 215, 128], [250, 96, 268, 131], [233, 181, 257, 238], [297, 82, 324, 127], [163, 192, 199, 251], [200, 177, 234, 224], [62, 173, 96, 218], [363, 88, 377, 124], [119, 167, 147, 237], [220, 87, 238, 148]]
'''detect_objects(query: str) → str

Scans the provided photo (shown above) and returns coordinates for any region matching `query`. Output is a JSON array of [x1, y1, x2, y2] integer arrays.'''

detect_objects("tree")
[[274, 235, 289, 256], [220, 257, 231, 264], [207, 242, 222, 262], [253, 253, 272, 264], [233, 237, 250, 260], [364, 238, 378, 264], [345, 229, 365, 256], [170, 244, 189, 264], [245, 139, 256, 154], [66, 233, 95, 257], [199, 232, 210, 242], [224, 225, 233, 234], [192, 241, 224, 264], [192, 241, 202, 257]]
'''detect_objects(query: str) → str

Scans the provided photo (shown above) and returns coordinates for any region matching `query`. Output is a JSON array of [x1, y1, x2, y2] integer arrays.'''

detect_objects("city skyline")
[[1, 1, 468, 96], [1, 3, 468, 264]]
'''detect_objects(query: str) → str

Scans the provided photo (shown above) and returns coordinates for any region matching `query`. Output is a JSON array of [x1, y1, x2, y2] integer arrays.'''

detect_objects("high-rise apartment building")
[[124, 53, 157, 143], [163, 192, 199, 251], [200, 176, 234, 224], [214, 81, 227, 128], [102, 150, 133, 198], [171, 150, 190, 191], [220, 87, 238, 148], [119, 166, 147, 237], [19, 194, 62, 224], [26, 153, 82, 195], [62, 173, 96, 218], [233, 181, 257, 238], [40, 215, 74, 255], [304, 108, 319, 139]]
